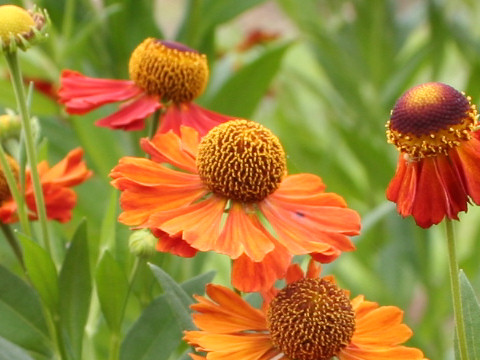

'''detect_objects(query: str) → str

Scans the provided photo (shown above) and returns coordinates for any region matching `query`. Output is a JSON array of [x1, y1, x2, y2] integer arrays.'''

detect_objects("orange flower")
[[110, 120, 360, 292], [0, 148, 92, 223], [184, 261, 426, 360], [58, 38, 231, 134], [386, 82, 480, 228]]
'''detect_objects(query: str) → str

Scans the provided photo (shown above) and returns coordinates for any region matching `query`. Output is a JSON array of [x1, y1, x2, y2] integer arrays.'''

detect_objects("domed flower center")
[[266, 278, 355, 360], [196, 120, 286, 203], [0, 5, 35, 44], [0, 155, 19, 204], [128, 38, 209, 103], [386, 82, 478, 159]]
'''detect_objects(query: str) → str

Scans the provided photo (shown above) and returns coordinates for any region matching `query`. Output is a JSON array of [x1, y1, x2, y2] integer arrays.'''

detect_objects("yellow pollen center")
[[196, 120, 286, 203], [0, 155, 19, 205], [128, 38, 209, 103], [0, 5, 35, 44], [266, 278, 355, 360], [386, 82, 479, 159]]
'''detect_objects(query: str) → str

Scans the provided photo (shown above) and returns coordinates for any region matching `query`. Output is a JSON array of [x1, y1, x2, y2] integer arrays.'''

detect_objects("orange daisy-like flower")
[[0, 148, 92, 223], [184, 260, 425, 360], [386, 82, 480, 228], [110, 120, 360, 292], [58, 38, 231, 133]]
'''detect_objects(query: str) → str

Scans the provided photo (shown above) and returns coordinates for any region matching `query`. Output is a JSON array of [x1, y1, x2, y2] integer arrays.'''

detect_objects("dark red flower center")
[[386, 82, 478, 159]]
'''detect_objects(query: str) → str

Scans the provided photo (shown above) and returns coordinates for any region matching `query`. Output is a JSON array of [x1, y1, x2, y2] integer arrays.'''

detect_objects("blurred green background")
[[1, 0, 480, 359]]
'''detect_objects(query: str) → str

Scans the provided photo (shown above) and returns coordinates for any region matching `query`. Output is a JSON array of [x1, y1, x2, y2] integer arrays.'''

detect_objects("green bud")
[[129, 229, 157, 259]]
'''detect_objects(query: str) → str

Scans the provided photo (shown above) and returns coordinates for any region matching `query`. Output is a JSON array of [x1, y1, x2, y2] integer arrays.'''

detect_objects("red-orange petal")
[[58, 70, 142, 114], [156, 102, 232, 136], [453, 134, 480, 204], [40, 148, 92, 187], [95, 94, 161, 131], [151, 229, 198, 257]]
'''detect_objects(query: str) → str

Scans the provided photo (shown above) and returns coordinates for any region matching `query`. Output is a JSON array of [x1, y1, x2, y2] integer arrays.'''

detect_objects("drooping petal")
[[157, 102, 232, 136], [147, 196, 227, 254], [39, 148, 92, 187], [58, 70, 142, 114], [30, 185, 77, 223], [231, 241, 292, 293], [151, 229, 198, 257], [141, 129, 198, 173], [216, 202, 274, 261], [452, 134, 480, 204], [95, 94, 161, 131], [386, 154, 417, 217], [260, 174, 359, 256]]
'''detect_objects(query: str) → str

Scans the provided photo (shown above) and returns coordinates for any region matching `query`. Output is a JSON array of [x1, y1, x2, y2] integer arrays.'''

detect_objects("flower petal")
[[142, 129, 198, 173], [40, 148, 92, 187], [151, 229, 198, 257], [157, 103, 232, 136], [232, 242, 292, 293], [453, 135, 480, 204], [95, 94, 161, 131], [216, 202, 274, 261], [58, 70, 142, 114]]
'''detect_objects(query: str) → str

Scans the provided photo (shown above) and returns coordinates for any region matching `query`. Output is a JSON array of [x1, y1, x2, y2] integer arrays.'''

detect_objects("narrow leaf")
[[0, 336, 35, 360], [95, 251, 129, 332], [58, 220, 92, 359], [120, 271, 215, 360], [459, 271, 480, 359], [16, 232, 59, 312], [205, 43, 292, 118], [0, 265, 53, 358], [148, 264, 194, 331]]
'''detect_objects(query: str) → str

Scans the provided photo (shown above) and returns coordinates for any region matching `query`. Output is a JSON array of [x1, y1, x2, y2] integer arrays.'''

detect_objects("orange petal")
[[117, 183, 207, 225], [231, 242, 292, 292], [142, 129, 198, 173], [151, 229, 198, 257], [40, 148, 92, 187], [190, 284, 267, 333], [216, 202, 274, 261], [453, 135, 480, 204], [151, 196, 227, 253]]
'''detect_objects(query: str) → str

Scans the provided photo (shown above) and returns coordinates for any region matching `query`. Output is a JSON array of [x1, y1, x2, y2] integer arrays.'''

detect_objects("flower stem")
[[445, 219, 468, 360], [4, 51, 50, 253]]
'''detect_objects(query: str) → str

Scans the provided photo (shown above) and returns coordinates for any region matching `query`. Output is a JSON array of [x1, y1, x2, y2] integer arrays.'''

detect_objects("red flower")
[[58, 38, 231, 134], [386, 82, 480, 228], [0, 148, 92, 223], [110, 120, 360, 292], [184, 260, 426, 360]]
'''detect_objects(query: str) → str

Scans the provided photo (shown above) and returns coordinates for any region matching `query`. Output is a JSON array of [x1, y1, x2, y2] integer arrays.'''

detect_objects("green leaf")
[[204, 43, 292, 118], [58, 220, 92, 359], [0, 336, 35, 360], [0, 265, 53, 359], [16, 232, 59, 312], [148, 264, 195, 331], [459, 271, 480, 359], [95, 251, 129, 332], [120, 271, 215, 360]]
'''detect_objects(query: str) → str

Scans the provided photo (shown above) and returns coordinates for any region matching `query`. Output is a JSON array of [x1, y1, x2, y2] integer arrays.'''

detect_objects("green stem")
[[147, 109, 161, 139], [0, 223, 25, 270], [0, 144, 30, 236], [445, 219, 468, 360], [4, 51, 50, 253], [108, 257, 143, 360]]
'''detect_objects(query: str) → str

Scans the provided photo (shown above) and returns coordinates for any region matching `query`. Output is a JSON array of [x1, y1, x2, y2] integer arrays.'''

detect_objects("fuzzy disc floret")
[[266, 278, 355, 360], [196, 120, 286, 203], [128, 38, 208, 103]]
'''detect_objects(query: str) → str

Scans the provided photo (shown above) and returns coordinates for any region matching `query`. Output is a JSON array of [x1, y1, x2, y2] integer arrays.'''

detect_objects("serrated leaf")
[[460, 271, 480, 359], [95, 251, 129, 332], [205, 43, 292, 118], [0, 265, 53, 359], [148, 264, 195, 331], [120, 271, 215, 360], [58, 220, 92, 359], [0, 336, 35, 360], [16, 232, 59, 312]]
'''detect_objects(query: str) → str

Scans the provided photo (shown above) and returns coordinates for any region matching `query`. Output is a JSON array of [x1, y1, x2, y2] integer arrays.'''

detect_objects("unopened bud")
[[129, 229, 157, 258]]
